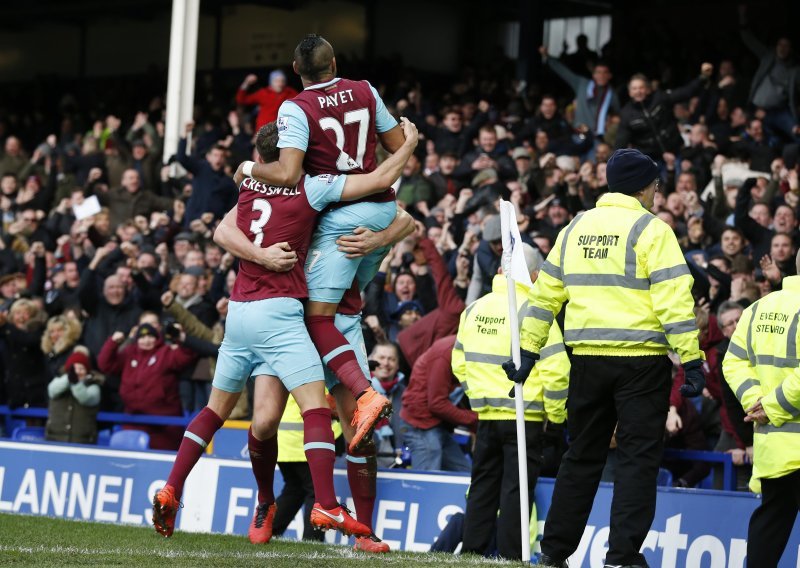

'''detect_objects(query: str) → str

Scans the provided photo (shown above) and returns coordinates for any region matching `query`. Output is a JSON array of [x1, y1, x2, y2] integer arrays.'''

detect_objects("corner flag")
[[499, 199, 532, 562]]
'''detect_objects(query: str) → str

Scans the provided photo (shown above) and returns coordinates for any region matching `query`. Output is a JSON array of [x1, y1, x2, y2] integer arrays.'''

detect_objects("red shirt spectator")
[[236, 70, 298, 129], [397, 238, 465, 367], [98, 323, 197, 450], [400, 335, 478, 431]]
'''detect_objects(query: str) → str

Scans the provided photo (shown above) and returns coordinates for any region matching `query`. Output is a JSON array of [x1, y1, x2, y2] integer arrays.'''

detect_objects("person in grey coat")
[[539, 45, 620, 139], [739, 5, 800, 142]]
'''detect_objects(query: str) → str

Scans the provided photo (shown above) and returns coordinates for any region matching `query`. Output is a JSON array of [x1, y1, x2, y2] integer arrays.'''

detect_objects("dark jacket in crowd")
[[78, 268, 142, 358], [0, 321, 47, 408], [176, 137, 237, 224], [616, 76, 710, 159]]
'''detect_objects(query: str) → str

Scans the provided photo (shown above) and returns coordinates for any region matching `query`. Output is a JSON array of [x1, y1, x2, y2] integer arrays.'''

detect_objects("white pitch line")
[[0, 544, 515, 565]]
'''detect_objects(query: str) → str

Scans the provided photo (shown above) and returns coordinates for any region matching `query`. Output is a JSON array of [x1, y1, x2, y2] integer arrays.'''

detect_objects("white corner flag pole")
[[499, 199, 532, 562]]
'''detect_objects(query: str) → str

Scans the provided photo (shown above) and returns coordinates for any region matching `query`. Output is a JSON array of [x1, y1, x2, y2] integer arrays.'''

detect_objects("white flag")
[[499, 199, 533, 287]]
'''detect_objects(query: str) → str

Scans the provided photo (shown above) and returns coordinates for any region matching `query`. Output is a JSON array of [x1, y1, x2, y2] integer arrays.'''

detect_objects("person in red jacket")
[[396, 238, 466, 368], [97, 323, 197, 450], [399, 335, 477, 472], [236, 70, 298, 129]]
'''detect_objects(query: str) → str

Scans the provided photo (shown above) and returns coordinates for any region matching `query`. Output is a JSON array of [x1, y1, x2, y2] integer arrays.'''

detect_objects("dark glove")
[[502, 349, 539, 397], [680, 359, 706, 397]]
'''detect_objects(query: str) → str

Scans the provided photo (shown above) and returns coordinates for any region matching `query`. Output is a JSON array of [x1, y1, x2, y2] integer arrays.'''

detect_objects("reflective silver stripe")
[[755, 422, 800, 434], [663, 319, 697, 336], [539, 343, 566, 360], [518, 300, 529, 323], [460, 381, 469, 390], [649, 264, 691, 284], [541, 260, 562, 281], [735, 378, 760, 402], [754, 355, 800, 368], [454, 339, 464, 351], [469, 397, 544, 412], [279, 423, 304, 431], [746, 301, 761, 367], [775, 385, 800, 418], [563, 273, 649, 289], [726, 341, 748, 360], [544, 387, 569, 400], [787, 309, 800, 359], [523, 304, 554, 324], [627, 213, 655, 276], [464, 352, 509, 365], [559, 212, 585, 277], [564, 328, 668, 345]]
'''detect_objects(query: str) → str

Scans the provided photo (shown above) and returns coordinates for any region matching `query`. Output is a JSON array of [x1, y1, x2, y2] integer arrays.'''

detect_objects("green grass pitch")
[[0, 513, 520, 567]]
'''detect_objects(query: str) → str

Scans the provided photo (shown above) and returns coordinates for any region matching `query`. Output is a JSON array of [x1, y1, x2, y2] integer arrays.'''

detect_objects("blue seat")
[[4, 418, 25, 438], [96, 428, 112, 446], [656, 468, 673, 487], [109, 430, 150, 450], [11, 426, 46, 442]]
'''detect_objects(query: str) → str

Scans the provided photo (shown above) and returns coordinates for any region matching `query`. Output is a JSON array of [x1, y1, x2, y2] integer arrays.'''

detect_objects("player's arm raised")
[[340, 118, 418, 201], [213, 207, 298, 272]]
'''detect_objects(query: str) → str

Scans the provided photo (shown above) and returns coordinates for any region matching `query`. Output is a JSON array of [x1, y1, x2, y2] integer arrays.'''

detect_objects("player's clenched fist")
[[399, 117, 418, 148]]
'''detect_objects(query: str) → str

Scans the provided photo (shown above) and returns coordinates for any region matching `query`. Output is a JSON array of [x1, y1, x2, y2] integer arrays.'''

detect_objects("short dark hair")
[[255, 122, 279, 163], [294, 34, 334, 82]]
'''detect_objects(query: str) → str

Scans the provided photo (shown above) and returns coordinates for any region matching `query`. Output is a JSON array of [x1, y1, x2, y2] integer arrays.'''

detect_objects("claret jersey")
[[277, 78, 398, 203], [230, 173, 346, 302]]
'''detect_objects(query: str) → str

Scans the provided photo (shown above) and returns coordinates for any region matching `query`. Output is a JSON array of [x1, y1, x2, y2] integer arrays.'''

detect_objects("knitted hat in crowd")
[[65, 349, 91, 373], [606, 148, 660, 195], [482, 215, 502, 242], [136, 323, 159, 339]]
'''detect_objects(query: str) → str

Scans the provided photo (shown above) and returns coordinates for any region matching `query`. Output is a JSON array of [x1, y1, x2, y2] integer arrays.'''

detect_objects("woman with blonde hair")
[[41, 314, 83, 381], [0, 298, 48, 408]]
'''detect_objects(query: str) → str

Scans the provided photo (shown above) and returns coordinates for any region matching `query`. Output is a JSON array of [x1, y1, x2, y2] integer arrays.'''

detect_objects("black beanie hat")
[[606, 148, 660, 195]]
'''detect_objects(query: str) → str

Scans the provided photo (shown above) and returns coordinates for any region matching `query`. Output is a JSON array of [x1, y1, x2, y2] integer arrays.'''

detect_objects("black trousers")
[[747, 469, 800, 567], [541, 354, 672, 566], [462, 419, 543, 560], [273, 461, 324, 542]]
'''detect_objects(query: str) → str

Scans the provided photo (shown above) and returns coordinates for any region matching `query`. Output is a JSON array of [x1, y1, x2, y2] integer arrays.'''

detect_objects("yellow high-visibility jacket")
[[722, 275, 800, 491], [452, 275, 569, 423], [278, 396, 342, 462], [519, 192, 702, 363]]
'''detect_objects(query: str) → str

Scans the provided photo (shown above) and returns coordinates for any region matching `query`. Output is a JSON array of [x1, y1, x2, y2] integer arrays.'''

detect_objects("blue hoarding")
[[0, 440, 797, 566]]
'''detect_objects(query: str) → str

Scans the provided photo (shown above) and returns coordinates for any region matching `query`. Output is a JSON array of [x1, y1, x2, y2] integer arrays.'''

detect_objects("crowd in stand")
[[0, 8, 797, 486]]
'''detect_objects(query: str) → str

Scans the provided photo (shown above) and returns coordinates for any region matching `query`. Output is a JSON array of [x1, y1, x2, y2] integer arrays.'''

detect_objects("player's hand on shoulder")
[[257, 242, 297, 272]]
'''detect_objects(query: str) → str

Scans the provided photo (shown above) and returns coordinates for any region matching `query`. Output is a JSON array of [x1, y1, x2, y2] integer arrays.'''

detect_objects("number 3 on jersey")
[[250, 198, 272, 246], [319, 108, 370, 172]]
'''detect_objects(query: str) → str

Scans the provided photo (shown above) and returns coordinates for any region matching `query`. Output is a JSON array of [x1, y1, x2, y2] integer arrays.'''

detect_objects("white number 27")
[[319, 108, 370, 172], [250, 198, 272, 246]]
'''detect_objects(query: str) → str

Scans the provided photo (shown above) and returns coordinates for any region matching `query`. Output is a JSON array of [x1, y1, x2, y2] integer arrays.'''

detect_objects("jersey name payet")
[[316, 89, 355, 108]]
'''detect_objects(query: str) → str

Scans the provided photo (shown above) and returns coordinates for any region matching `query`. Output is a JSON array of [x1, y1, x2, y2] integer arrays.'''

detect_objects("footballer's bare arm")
[[213, 207, 297, 272]]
